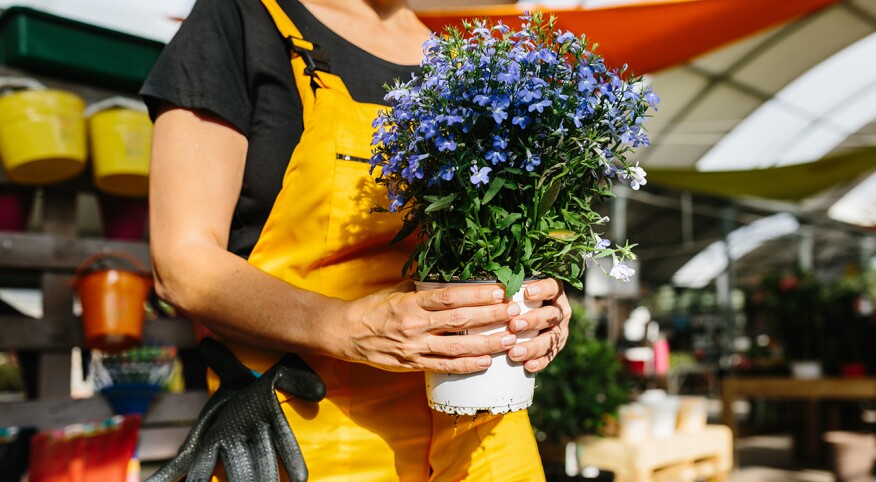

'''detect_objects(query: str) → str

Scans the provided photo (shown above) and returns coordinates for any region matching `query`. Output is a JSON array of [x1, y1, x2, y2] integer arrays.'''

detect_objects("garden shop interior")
[[1, 0, 876, 481]]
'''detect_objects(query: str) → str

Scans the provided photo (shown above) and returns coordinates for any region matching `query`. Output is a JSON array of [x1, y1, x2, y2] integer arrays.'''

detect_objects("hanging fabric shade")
[[417, 0, 841, 74], [645, 148, 876, 201]]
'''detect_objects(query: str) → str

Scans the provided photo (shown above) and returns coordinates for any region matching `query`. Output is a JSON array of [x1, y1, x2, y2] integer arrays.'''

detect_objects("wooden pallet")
[[576, 425, 733, 482]]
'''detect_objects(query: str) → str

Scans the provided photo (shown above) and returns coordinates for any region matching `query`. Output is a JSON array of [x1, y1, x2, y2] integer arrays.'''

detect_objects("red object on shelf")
[[28, 415, 140, 482], [98, 192, 148, 241], [841, 362, 866, 378], [0, 186, 34, 232]]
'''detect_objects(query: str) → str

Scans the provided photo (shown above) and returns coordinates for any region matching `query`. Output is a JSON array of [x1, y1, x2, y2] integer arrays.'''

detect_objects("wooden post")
[[37, 189, 78, 399]]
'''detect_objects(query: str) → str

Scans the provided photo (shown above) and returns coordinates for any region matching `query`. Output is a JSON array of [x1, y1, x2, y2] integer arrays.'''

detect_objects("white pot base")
[[428, 398, 533, 416]]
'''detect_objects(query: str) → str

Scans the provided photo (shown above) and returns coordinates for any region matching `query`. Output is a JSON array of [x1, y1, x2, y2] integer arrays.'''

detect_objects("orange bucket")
[[72, 251, 152, 351]]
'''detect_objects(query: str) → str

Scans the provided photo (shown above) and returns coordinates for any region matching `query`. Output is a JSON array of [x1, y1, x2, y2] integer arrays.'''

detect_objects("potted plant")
[[754, 271, 826, 377], [529, 304, 629, 481], [370, 14, 658, 414]]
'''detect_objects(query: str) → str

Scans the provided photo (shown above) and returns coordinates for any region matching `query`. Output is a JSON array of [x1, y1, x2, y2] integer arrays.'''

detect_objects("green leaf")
[[537, 179, 562, 219], [493, 265, 513, 294], [497, 212, 523, 230], [424, 193, 457, 213], [389, 220, 418, 246], [482, 177, 505, 205], [506, 264, 525, 298]]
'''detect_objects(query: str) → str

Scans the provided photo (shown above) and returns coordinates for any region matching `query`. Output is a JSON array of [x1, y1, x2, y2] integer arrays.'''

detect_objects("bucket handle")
[[70, 251, 151, 288]]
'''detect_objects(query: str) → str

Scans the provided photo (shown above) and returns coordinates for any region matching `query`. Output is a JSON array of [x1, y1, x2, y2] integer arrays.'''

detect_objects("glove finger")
[[186, 444, 220, 482], [269, 407, 309, 482], [143, 457, 187, 482], [199, 338, 256, 389], [274, 355, 326, 402], [222, 442, 257, 482], [251, 424, 280, 482]]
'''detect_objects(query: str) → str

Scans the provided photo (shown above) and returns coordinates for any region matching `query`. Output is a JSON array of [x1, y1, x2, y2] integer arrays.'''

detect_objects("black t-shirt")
[[140, 0, 419, 258]]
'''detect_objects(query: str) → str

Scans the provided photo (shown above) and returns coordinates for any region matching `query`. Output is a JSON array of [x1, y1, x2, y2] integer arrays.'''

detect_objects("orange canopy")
[[417, 0, 840, 74]]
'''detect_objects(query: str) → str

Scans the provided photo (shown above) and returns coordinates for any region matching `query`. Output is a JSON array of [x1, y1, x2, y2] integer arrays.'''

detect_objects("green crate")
[[0, 7, 164, 92]]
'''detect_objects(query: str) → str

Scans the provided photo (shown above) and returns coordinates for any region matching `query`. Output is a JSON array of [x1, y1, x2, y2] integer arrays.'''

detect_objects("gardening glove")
[[146, 338, 325, 482]]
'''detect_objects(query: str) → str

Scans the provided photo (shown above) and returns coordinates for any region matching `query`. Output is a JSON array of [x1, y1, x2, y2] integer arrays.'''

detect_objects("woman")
[[142, 0, 571, 479]]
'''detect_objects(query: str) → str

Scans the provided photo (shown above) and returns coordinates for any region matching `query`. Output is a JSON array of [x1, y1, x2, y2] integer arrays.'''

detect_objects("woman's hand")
[[505, 278, 572, 373], [330, 281, 522, 374]]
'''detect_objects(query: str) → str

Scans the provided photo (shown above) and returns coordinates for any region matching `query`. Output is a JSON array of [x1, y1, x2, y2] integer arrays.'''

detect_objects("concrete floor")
[[731, 434, 875, 482]]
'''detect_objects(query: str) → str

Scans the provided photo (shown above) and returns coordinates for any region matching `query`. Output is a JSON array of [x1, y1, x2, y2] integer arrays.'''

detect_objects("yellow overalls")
[[208, 1, 545, 479]]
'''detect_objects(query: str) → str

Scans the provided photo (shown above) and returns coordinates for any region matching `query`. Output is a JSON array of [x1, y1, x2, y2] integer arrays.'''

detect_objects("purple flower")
[[645, 89, 661, 109], [556, 31, 577, 43], [528, 99, 552, 114], [435, 135, 457, 152], [470, 165, 492, 185]]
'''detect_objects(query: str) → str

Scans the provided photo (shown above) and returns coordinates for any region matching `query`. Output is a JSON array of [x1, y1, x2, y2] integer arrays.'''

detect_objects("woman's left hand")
[[506, 278, 572, 373]]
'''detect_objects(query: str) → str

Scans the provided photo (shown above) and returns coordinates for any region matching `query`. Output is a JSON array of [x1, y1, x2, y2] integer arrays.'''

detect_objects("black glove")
[[146, 339, 325, 482]]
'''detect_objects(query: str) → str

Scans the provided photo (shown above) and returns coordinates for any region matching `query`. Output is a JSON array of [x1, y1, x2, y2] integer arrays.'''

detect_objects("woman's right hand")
[[327, 280, 521, 374]]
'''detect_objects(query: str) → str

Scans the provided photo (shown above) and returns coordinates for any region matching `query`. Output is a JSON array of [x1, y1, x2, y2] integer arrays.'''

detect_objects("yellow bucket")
[[0, 89, 87, 185], [89, 108, 152, 197]]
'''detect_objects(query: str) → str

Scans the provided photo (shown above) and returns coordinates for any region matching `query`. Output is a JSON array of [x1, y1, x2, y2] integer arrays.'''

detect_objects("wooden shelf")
[[0, 232, 149, 271], [0, 391, 208, 428], [0, 315, 196, 350], [0, 391, 210, 462]]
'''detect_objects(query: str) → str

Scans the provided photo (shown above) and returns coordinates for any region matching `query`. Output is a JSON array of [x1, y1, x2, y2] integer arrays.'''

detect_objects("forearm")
[[153, 240, 346, 357]]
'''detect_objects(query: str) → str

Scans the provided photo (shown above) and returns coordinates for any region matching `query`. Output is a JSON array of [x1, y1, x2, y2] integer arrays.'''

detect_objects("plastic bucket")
[[28, 415, 140, 482], [0, 89, 86, 185], [100, 383, 161, 416], [89, 108, 151, 197], [72, 252, 152, 351], [0, 186, 34, 231], [97, 192, 148, 240]]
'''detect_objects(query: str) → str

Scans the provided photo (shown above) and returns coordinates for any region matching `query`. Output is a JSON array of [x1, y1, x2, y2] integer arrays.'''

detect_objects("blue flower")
[[489, 97, 510, 124], [470, 165, 492, 185], [473, 93, 491, 106], [523, 154, 541, 172], [492, 136, 508, 150], [435, 135, 457, 152], [528, 99, 552, 114], [485, 150, 507, 165], [594, 235, 611, 250], [438, 163, 455, 181], [512, 115, 532, 129], [389, 193, 404, 213], [518, 88, 542, 103]]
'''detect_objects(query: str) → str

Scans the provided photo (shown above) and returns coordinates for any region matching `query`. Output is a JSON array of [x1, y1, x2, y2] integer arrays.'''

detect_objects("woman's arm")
[[149, 107, 521, 373]]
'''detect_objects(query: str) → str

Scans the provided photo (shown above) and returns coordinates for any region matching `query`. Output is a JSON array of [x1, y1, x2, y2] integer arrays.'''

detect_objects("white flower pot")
[[415, 280, 541, 415]]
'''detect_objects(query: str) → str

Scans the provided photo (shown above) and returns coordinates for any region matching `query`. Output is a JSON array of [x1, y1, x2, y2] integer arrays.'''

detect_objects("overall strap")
[[259, 0, 350, 121]]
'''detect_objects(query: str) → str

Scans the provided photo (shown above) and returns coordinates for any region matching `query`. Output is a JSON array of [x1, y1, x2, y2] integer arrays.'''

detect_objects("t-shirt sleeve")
[[140, 0, 252, 135]]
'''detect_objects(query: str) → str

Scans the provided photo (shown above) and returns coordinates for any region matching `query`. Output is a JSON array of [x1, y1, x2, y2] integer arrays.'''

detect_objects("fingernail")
[[477, 357, 492, 368], [493, 289, 505, 300], [526, 285, 542, 297], [507, 303, 521, 316], [511, 346, 526, 358], [513, 320, 527, 331], [502, 334, 516, 347]]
